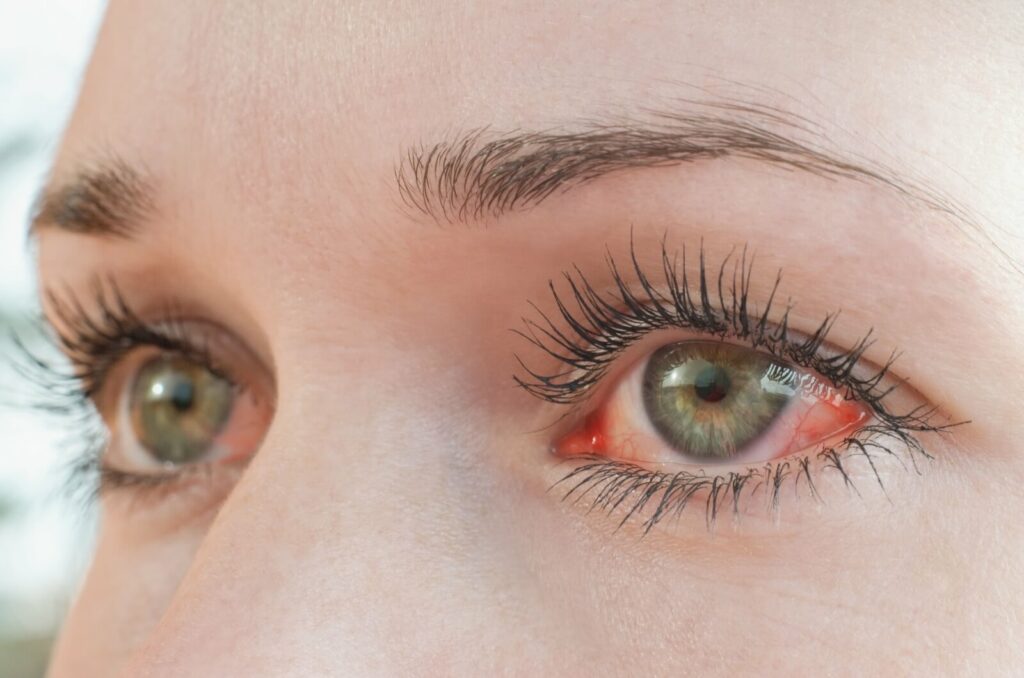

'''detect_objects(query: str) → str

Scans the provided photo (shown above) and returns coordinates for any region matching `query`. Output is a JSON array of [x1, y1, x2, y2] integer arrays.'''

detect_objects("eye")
[[555, 340, 870, 466], [101, 349, 272, 477]]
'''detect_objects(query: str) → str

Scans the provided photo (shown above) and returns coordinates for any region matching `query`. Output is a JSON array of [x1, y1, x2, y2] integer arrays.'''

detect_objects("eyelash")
[[12, 280, 234, 503], [12, 241, 958, 527], [514, 236, 959, 531]]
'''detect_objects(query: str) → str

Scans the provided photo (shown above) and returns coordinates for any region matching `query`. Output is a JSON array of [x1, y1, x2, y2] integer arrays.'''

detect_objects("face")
[[32, 1, 1024, 675]]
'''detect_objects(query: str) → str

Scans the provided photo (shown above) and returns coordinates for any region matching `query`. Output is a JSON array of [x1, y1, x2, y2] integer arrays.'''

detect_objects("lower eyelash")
[[553, 424, 941, 533]]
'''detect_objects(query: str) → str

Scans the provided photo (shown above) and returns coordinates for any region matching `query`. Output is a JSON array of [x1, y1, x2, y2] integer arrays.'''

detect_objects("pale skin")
[[34, 1, 1024, 676]]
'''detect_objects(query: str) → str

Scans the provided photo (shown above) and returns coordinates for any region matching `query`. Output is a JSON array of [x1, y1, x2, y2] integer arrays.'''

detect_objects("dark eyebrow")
[[34, 102, 1014, 275], [29, 157, 153, 239], [395, 102, 970, 228]]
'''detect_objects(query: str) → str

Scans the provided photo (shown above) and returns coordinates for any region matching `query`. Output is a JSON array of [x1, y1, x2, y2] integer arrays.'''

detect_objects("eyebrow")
[[396, 102, 970, 228], [32, 101, 977, 251], [30, 158, 153, 239]]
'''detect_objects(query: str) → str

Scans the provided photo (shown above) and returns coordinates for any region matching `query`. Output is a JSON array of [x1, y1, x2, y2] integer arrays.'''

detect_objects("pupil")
[[169, 379, 195, 412], [693, 364, 730, 403]]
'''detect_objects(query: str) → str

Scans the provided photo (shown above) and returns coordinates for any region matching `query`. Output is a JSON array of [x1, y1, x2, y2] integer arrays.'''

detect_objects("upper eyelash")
[[8, 279, 227, 501], [513, 234, 938, 434], [44, 279, 220, 399], [513, 235, 962, 529], [6, 245, 959, 523]]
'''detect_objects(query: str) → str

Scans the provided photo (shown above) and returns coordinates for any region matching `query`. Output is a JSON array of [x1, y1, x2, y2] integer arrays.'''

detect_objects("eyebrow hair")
[[34, 101, 1009, 274], [395, 102, 970, 228], [30, 158, 153, 239]]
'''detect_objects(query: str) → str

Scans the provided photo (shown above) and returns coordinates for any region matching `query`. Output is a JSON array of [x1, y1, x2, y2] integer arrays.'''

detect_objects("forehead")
[[52, 1, 1022, 245]]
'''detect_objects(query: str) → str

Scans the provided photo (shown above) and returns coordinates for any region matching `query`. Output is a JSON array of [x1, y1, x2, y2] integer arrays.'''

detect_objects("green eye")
[[129, 354, 235, 465], [641, 341, 794, 460]]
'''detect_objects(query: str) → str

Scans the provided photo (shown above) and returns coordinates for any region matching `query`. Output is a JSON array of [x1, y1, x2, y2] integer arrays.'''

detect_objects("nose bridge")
[[120, 362, 487, 675]]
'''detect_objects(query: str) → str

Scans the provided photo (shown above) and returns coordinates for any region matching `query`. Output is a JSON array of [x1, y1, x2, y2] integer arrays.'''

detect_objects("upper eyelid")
[[512, 238, 957, 439], [44, 287, 212, 395], [40, 281, 274, 406], [517, 239, 873, 394]]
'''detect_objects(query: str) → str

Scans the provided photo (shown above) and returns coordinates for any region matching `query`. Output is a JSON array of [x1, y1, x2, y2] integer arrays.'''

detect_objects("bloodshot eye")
[[555, 340, 870, 466]]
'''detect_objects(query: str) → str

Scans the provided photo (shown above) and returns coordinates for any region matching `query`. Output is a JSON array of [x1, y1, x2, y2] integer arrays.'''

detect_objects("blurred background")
[[0, 2, 106, 675]]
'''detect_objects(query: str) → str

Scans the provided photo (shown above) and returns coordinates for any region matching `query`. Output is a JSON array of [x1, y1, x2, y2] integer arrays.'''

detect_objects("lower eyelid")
[[538, 336, 948, 532], [96, 461, 245, 533], [546, 423, 932, 534]]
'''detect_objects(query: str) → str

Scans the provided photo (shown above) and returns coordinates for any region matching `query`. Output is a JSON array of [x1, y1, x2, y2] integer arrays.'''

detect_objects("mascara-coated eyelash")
[[44, 280, 225, 400], [10, 279, 252, 504], [513, 236, 960, 530]]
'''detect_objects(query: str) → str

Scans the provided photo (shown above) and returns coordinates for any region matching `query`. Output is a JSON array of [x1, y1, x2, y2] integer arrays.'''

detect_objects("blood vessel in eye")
[[787, 399, 868, 451], [555, 409, 612, 457], [554, 394, 869, 461]]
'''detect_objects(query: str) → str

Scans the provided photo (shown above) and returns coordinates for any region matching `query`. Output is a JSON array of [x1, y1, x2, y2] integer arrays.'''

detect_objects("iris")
[[129, 355, 234, 464], [642, 342, 794, 459]]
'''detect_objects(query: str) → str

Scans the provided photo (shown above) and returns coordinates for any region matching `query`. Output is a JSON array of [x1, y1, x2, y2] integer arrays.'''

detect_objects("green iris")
[[641, 341, 796, 460], [129, 355, 235, 465]]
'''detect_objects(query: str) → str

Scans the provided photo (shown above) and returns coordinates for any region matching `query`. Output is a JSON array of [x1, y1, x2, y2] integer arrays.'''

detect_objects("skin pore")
[[30, 1, 1024, 675]]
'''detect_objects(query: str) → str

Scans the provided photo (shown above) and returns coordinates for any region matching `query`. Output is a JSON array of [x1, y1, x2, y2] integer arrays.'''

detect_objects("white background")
[[0, 0, 107, 648]]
